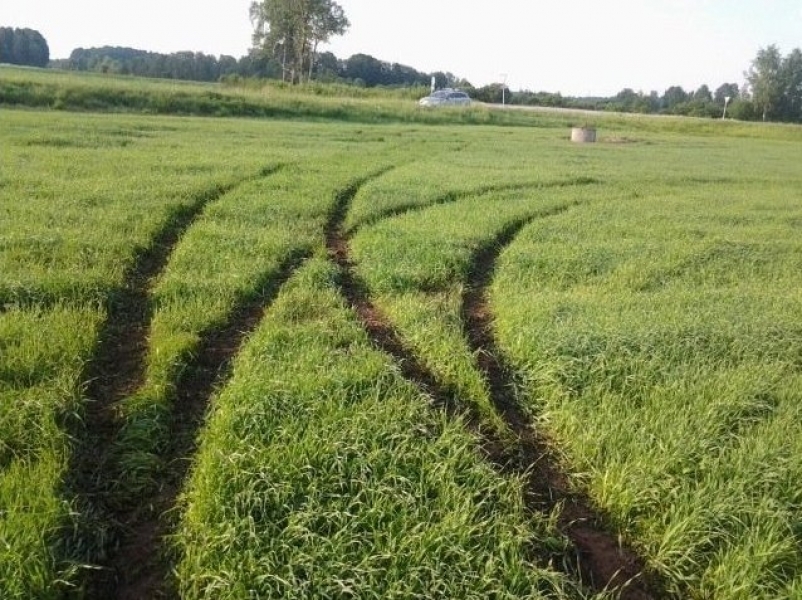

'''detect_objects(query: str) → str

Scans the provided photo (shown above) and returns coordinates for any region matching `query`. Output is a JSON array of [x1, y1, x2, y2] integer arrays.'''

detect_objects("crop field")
[[1, 70, 802, 599]]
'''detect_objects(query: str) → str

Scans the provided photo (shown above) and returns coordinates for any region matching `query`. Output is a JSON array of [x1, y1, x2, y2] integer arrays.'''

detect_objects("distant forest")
[[52, 46, 465, 91], [4, 26, 802, 123], [46, 46, 752, 120]]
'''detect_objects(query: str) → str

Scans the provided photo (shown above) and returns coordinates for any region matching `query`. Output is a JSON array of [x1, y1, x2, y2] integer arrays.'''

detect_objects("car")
[[418, 89, 471, 107]]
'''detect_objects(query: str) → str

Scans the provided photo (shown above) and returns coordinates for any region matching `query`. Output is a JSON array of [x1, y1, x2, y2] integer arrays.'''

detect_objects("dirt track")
[[326, 175, 661, 599]]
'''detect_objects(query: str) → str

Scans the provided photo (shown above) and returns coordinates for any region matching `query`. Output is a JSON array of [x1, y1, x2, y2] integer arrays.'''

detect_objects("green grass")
[[0, 109, 418, 595], [5, 65, 802, 139], [175, 257, 581, 599], [349, 185, 592, 435], [113, 147, 403, 501], [2, 80, 802, 598], [346, 125, 802, 597], [0, 306, 102, 599], [0, 110, 271, 308], [493, 180, 802, 597], [0, 110, 271, 597]]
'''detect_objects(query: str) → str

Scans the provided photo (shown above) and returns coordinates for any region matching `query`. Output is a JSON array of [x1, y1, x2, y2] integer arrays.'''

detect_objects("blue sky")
[[2, 1, 800, 96]]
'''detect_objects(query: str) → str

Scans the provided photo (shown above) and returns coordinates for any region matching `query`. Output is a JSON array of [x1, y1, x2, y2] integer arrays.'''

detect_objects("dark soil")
[[461, 215, 660, 599], [68, 168, 292, 599], [96, 251, 309, 600], [327, 187, 661, 599]]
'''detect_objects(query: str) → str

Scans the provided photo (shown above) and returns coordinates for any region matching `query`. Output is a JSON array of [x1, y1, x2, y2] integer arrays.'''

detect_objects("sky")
[[2, 1, 801, 96]]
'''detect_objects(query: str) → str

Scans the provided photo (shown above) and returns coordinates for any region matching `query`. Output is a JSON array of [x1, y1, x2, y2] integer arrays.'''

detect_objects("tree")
[[312, 50, 340, 80], [662, 86, 688, 112], [343, 53, 385, 86], [714, 82, 740, 105], [747, 45, 783, 121], [0, 27, 49, 67], [250, 0, 349, 84], [307, 0, 348, 80], [693, 84, 712, 102], [472, 83, 511, 104], [779, 47, 802, 121]]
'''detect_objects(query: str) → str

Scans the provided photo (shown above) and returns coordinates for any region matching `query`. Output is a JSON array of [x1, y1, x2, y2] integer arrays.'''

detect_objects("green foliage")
[[0, 27, 49, 68], [62, 46, 243, 81], [6, 66, 802, 137], [747, 44, 802, 122], [748, 45, 785, 121], [176, 258, 579, 599], [2, 92, 802, 599], [251, 0, 349, 84]]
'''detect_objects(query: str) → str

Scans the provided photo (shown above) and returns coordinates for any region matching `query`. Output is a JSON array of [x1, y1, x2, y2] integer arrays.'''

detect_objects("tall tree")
[[693, 84, 712, 102], [0, 27, 49, 67], [714, 83, 740, 105], [747, 45, 784, 121], [307, 0, 348, 80], [250, 0, 349, 84], [343, 53, 384, 86], [779, 47, 802, 122], [662, 86, 688, 112]]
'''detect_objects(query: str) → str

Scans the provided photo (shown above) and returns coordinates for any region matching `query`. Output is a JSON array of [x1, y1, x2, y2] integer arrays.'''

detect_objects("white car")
[[419, 89, 471, 107]]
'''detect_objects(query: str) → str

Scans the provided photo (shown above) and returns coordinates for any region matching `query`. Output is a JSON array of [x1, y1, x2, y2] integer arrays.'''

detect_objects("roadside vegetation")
[[5, 66, 802, 140]]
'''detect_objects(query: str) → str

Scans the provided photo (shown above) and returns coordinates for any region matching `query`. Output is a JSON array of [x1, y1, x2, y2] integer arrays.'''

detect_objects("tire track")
[[461, 216, 660, 599], [347, 175, 600, 236], [327, 199, 462, 421], [95, 250, 311, 600], [325, 168, 463, 410], [67, 165, 285, 599], [328, 178, 660, 599]]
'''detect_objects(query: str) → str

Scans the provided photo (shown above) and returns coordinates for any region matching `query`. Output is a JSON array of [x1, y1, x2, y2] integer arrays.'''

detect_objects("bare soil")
[[68, 171, 298, 599], [461, 216, 660, 599], [327, 191, 662, 598]]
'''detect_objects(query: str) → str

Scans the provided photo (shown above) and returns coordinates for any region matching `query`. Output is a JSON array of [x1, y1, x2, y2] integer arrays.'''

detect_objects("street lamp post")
[[500, 73, 508, 106]]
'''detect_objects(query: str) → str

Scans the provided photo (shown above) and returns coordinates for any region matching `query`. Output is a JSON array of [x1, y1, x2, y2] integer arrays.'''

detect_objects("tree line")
[[53, 45, 464, 91], [497, 45, 802, 123], [246, 1, 802, 123], [497, 82, 744, 119], [5, 16, 802, 124], [0, 27, 49, 68], [55, 47, 246, 81]]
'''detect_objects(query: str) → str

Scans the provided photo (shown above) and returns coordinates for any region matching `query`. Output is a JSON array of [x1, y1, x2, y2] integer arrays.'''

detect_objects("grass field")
[[1, 68, 801, 599]]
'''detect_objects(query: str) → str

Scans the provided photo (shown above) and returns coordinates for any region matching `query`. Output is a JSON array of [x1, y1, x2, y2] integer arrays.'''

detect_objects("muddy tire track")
[[327, 221, 461, 420], [324, 168, 461, 408], [68, 166, 286, 599], [348, 175, 600, 236], [93, 251, 311, 600], [328, 178, 660, 598], [461, 215, 660, 599]]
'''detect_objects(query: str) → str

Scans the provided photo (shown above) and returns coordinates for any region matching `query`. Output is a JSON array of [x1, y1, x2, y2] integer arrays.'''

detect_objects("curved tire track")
[[347, 175, 600, 236], [327, 187, 462, 420], [329, 178, 660, 599], [461, 215, 659, 599], [70, 165, 289, 599]]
